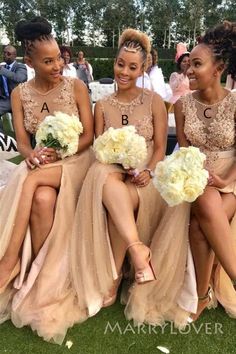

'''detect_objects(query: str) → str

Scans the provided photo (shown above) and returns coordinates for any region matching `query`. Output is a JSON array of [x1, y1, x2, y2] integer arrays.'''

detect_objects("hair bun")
[[15, 17, 52, 41], [118, 28, 151, 54]]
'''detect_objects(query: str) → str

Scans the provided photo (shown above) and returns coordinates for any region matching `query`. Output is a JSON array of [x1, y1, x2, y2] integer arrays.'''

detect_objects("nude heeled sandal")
[[103, 274, 123, 308], [187, 286, 213, 323], [0, 260, 20, 295], [126, 241, 157, 284]]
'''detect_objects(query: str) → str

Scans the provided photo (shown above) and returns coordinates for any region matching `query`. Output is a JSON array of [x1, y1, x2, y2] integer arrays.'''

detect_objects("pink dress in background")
[[169, 72, 191, 104]]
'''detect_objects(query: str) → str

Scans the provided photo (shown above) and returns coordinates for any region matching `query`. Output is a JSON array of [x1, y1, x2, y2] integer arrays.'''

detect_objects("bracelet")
[[143, 168, 155, 178]]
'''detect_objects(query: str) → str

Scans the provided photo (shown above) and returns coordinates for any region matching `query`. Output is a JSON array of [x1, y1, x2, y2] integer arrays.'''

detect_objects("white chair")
[[89, 81, 115, 103], [0, 132, 18, 160]]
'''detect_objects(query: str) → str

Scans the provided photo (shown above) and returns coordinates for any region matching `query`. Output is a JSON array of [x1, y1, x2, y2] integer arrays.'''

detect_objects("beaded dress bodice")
[[99, 89, 154, 145], [182, 92, 236, 165], [19, 77, 79, 135]]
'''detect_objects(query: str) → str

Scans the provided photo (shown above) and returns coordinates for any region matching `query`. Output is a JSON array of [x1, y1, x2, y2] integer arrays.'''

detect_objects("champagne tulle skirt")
[[0, 149, 93, 344], [70, 158, 195, 327], [209, 156, 236, 318]]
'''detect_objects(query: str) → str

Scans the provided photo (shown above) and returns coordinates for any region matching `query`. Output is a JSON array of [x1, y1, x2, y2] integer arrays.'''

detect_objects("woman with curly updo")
[[0, 17, 93, 343], [175, 21, 236, 321], [70, 28, 193, 327]]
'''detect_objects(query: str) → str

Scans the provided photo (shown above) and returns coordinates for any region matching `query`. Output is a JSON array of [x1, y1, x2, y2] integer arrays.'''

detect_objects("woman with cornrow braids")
[[0, 17, 94, 343], [70, 28, 194, 328]]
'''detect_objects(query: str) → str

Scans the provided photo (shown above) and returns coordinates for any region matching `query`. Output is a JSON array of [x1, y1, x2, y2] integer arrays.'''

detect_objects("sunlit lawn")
[[0, 300, 235, 354]]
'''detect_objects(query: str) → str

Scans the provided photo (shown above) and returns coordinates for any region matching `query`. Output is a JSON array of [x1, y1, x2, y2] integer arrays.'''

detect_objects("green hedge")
[[159, 59, 176, 81], [89, 58, 175, 81], [72, 46, 175, 59], [89, 58, 114, 80], [1, 45, 175, 60]]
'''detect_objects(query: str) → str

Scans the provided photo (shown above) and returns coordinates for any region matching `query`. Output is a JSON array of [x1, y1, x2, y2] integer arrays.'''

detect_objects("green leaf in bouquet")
[[42, 133, 64, 149]]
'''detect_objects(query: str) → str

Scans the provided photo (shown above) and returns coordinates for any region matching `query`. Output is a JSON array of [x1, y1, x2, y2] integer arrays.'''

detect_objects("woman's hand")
[[208, 173, 228, 189], [130, 169, 151, 188], [25, 147, 59, 169], [40, 148, 59, 164], [25, 147, 44, 169]]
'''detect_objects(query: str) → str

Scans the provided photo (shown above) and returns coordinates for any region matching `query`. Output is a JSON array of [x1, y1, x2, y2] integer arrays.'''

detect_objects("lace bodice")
[[182, 92, 236, 164], [99, 89, 154, 144], [19, 77, 79, 135]]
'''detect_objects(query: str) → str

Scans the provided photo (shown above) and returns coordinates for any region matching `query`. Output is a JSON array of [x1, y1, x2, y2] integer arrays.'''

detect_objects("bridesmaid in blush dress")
[[175, 21, 236, 321], [71, 29, 195, 328], [0, 17, 94, 344]]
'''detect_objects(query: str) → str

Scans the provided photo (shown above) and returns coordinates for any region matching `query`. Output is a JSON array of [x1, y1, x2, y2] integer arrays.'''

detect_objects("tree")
[[102, 0, 137, 47], [146, 0, 181, 48]]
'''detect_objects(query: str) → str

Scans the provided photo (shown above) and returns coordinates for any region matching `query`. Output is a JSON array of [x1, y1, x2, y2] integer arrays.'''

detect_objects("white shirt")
[[149, 65, 172, 101], [136, 72, 152, 90], [62, 63, 77, 78]]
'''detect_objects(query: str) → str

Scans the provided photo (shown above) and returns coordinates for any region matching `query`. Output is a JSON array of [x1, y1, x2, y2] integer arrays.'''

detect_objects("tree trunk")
[[163, 29, 166, 48], [193, 21, 197, 47], [168, 25, 171, 49]]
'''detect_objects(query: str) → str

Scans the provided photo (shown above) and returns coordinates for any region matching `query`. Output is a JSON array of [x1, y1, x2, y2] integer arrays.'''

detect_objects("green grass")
[[0, 301, 235, 354]]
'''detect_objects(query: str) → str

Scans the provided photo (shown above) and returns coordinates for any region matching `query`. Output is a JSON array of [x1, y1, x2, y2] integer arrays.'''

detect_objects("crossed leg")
[[0, 166, 62, 288], [30, 186, 57, 256], [102, 173, 153, 283]]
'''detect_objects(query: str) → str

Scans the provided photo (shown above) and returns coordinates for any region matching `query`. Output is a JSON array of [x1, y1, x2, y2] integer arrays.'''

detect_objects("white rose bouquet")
[[153, 146, 209, 206], [93, 125, 147, 169], [35, 111, 83, 159]]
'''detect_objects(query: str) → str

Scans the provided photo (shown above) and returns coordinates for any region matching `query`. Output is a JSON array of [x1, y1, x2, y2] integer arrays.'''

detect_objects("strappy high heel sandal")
[[126, 241, 156, 284], [187, 286, 213, 323], [103, 274, 123, 308], [0, 260, 20, 295]]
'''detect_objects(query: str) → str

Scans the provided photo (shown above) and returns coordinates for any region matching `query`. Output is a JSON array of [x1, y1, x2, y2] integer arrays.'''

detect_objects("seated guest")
[[0, 45, 27, 116], [169, 43, 191, 103], [60, 46, 77, 78]]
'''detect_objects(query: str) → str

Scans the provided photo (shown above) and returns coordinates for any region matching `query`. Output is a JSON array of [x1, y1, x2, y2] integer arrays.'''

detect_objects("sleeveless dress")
[[0, 77, 93, 344], [71, 89, 194, 326], [182, 91, 236, 318]]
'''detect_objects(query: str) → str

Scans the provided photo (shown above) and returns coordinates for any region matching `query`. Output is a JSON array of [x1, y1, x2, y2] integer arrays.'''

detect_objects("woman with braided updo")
[[70, 28, 193, 326], [175, 21, 236, 321], [0, 17, 93, 343]]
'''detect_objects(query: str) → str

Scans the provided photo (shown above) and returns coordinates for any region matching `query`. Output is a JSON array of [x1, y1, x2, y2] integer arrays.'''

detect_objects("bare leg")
[[108, 216, 127, 276], [190, 191, 236, 319], [192, 187, 236, 281], [30, 186, 57, 256], [189, 216, 215, 319], [0, 166, 62, 288], [107, 178, 139, 275], [189, 217, 215, 299], [103, 173, 153, 281]]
